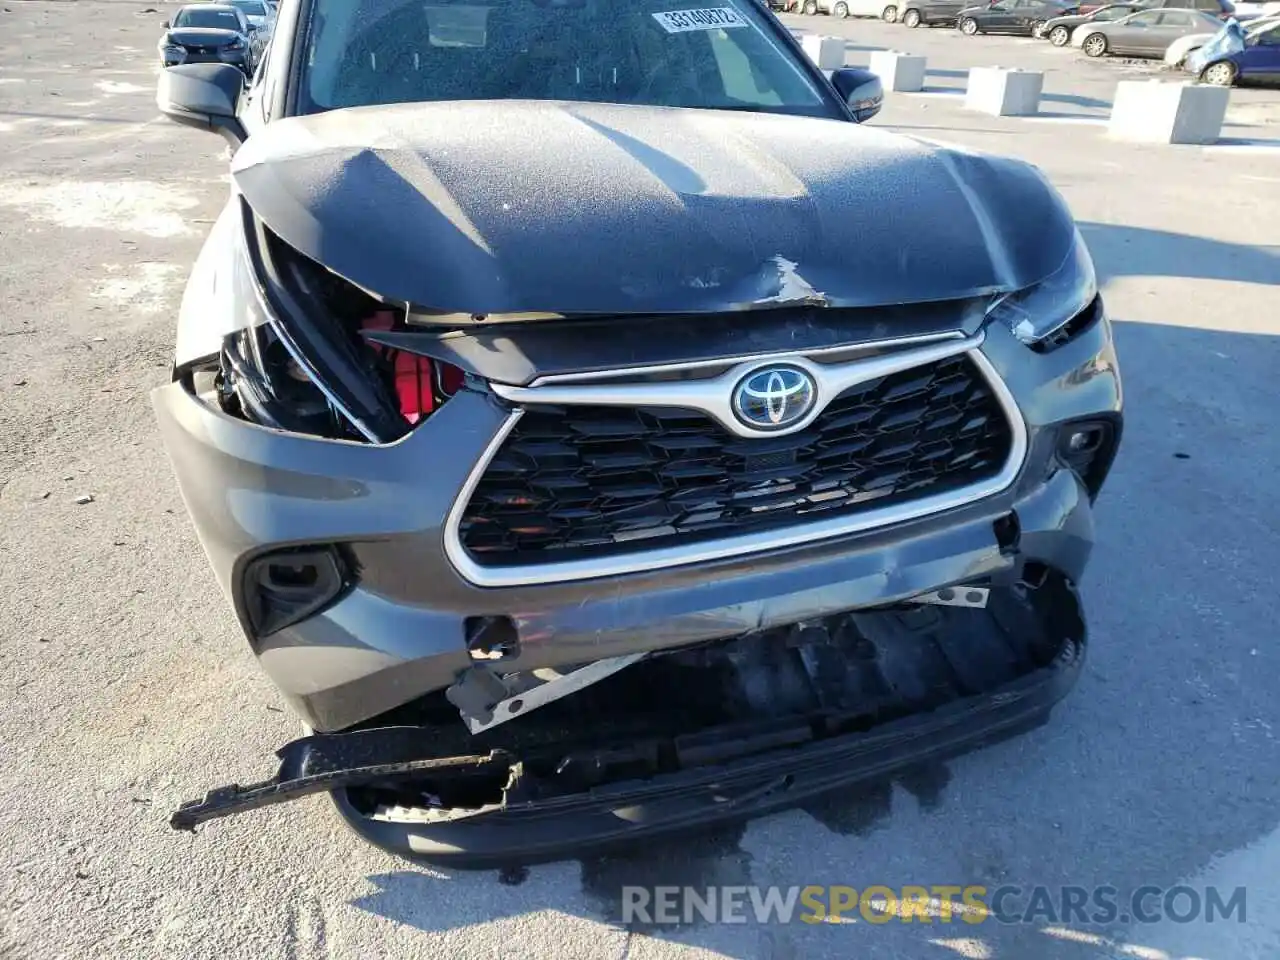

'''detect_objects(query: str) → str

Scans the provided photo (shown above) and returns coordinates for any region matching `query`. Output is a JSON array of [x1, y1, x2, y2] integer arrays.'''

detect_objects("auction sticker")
[[652, 7, 750, 32]]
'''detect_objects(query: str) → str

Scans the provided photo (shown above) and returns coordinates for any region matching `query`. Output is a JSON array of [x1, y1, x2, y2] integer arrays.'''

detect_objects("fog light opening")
[[242, 546, 348, 639], [1057, 418, 1120, 501]]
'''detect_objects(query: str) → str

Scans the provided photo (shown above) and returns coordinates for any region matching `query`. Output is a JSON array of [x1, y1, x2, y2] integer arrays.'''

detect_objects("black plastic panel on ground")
[[459, 355, 1014, 565]]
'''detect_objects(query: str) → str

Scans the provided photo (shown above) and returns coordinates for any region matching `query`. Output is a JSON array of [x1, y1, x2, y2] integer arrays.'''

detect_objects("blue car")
[[1187, 16, 1280, 84]]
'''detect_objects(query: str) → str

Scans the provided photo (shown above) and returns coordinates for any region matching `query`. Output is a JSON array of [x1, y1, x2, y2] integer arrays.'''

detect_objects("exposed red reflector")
[[361, 311, 465, 425]]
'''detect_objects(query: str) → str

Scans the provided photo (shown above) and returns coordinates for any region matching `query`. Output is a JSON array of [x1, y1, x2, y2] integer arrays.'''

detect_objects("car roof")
[[176, 3, 241, 11]]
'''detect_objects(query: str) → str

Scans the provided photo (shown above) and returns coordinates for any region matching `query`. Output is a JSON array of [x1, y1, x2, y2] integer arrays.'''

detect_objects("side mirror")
[[157, 63, 248, 148], [162, 18, 170, 27], [831, 67, 884, 123]]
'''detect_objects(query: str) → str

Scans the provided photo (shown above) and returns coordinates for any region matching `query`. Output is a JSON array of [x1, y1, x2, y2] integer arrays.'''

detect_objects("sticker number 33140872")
[[652, 7, 750, 32]]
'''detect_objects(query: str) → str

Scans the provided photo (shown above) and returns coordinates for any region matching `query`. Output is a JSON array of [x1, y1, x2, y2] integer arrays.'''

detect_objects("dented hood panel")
[[231, 100, 1077, 316]]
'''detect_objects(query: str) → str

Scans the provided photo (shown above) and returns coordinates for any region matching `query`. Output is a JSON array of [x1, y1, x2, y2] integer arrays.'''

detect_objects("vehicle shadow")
[[1078, 221, 1280, 286], [348, 225, 1280, 959]]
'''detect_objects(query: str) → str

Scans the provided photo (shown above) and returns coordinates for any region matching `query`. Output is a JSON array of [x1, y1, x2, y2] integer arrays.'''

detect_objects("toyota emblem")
[[731, 365, 817, 431]]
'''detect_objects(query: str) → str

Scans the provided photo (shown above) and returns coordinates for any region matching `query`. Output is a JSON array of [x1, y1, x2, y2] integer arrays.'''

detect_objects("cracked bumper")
[[152, 317, 1121, 732]]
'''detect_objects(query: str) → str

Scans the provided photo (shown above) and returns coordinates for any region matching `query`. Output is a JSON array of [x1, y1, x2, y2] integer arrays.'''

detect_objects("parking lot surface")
[[1, 3, 1279, 959]]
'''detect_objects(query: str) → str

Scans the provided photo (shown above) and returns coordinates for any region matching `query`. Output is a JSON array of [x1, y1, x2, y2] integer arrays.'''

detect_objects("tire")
[[1049, 24, 1070, 45], [959, 16, 979, 34], [834, 1, 850, 16], [1201, 60, 1237, 86], [802, 0, 818, 13], [1082, 32, 1107, 57], [882, 4, 898, 21], [903, 8, 922, 26], [1030, 19, 1046, 36]]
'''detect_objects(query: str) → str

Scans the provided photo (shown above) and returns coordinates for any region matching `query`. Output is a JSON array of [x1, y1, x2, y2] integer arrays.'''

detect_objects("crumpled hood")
[[231, 100, 1077, 317]]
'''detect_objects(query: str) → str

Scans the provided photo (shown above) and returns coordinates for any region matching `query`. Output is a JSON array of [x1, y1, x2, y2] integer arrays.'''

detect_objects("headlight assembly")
[[987, 229, 1099, 351], [194, 205, 466, 444]]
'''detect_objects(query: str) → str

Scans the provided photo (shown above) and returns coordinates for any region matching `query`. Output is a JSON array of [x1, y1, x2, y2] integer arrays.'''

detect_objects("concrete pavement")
[[1, 4, 1278, 959]]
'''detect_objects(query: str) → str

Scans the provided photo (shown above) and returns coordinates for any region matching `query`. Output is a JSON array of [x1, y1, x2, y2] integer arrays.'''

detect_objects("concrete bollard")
[[868, 50, 927, 94], [965, 66, 1044, 116], [1108, 79, 1229, 145], [801, 35, 846, 71]]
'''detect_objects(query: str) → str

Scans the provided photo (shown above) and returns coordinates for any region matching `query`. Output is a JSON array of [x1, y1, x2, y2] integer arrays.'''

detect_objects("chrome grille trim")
[[445, 341, 1027, 588], [492, 333, 981, 441]]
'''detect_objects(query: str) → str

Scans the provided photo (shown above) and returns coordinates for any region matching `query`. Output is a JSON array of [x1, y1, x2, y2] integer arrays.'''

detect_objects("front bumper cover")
[[172, 572, 1086, 868], [152, 316, 1121, 733]]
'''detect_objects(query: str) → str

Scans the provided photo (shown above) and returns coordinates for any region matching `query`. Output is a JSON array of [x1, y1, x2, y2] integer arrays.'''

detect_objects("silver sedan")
[[1078, 7, 1226, 57]]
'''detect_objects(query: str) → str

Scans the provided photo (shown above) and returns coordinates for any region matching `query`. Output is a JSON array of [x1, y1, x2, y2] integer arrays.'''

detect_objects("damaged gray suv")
[[154, 0, 1122, 866]]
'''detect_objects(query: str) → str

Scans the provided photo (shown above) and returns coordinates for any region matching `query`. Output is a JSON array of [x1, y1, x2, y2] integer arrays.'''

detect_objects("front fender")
[[175, 196, 244, 367]]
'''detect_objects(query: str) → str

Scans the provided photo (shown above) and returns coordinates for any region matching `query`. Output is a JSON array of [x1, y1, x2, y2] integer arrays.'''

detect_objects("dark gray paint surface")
[[231, 99, 1077, 316]]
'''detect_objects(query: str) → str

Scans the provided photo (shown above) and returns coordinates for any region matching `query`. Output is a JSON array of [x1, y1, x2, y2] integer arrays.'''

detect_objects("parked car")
[[957, 0, 1079, 36], [153, 0, 1122, 866], [1165, 11, 1279, 61], [1079, 0, 1231, 11], [156, 3, 256, 74], [226, 0, 273, 62], [1079, 6, 1223, 55], [817, 0, 903, 19], [896, 0, 971, 25], [1041, 3, 1145, 44], [226, 0, 274, 30], [1233, 0, 1280, 17], [1187, 15, 1280, 80]]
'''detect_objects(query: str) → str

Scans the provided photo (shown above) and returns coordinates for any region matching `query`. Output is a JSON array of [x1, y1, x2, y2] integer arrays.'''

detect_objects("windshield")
[[301, 0, 833, 117], [174, 7, 243, 28], [232, 0, 268, 14]]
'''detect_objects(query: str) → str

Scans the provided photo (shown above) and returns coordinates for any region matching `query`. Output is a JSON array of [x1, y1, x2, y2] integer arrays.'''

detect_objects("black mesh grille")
[[459, 355, 1014, 566]]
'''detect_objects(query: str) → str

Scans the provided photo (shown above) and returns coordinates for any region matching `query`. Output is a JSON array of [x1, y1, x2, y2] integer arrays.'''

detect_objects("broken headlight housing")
[[205, 205, 465, 443], [206, 214, 376, 441], [987, 229, 1098, 352]]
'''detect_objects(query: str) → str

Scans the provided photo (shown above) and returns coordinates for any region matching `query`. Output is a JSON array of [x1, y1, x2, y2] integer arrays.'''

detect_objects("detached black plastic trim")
[[333, 633, 1085, 870]]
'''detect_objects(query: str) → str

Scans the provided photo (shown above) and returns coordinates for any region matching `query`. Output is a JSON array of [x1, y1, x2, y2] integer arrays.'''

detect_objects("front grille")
[[459, 354, 1014, 566]]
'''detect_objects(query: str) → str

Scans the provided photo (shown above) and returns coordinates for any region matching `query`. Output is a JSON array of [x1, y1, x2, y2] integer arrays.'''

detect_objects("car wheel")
[[1082, 32, 1107, 56], [1030, 19, 1047, 36], [1201, 60, 1237, 86], [1049, 24, 1070, 45], [903, 8, 922, 26], [802, 0, 818, 13], [959, 16, 979, 34], [834, 1, 850, 16], [882, 4, 898, 21]]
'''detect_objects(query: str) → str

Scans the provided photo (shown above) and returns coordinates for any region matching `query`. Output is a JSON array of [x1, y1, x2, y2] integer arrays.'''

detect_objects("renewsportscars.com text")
[[620, 884, 1247, 926]]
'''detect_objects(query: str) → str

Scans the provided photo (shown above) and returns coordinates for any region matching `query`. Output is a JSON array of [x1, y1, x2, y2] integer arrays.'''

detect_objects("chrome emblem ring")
[[731, 365, 817, 431]]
